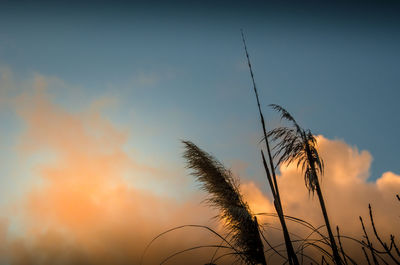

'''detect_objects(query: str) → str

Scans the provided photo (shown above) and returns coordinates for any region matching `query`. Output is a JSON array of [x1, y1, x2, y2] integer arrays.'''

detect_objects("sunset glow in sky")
[[0, 1, 400, 264]]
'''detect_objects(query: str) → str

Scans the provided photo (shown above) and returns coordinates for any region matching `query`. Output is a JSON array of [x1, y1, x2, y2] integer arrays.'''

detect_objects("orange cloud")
[[1, 77, 222, 265]]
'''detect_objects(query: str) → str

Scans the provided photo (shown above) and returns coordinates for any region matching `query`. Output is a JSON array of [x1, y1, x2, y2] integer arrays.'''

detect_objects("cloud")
[[1, 75, 223, 265]]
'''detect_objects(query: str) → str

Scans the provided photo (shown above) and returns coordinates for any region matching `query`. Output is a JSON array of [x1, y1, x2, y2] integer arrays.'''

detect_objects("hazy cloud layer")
[[1, 76, 222, 265], [1, 71, 399, 264]]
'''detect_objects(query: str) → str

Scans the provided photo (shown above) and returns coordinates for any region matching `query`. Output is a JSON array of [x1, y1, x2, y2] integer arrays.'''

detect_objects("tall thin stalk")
[[241, 30, 299, 265]]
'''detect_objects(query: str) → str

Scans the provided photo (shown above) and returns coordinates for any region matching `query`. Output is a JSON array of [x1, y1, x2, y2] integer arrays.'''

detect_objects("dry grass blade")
[[368, 204, 400, 265], [159, 245, 235, 265], [362, 247, 372, 265], [360, 216, 380, 265], [140, 224, 240, 265], [336, 226, 349, 265]]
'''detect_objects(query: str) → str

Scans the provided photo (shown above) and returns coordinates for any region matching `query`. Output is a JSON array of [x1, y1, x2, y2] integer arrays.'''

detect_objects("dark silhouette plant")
[[182, 140, 267, 265], [267, 104, 342, 265]]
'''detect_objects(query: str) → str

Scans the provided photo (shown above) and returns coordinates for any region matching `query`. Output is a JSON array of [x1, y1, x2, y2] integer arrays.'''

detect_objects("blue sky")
[[1, 0, 399, 196]]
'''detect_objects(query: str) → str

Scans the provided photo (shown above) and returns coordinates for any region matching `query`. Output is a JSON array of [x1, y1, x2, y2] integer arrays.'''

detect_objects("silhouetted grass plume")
[[182, 140, 267, 265], [268, 104, 342, 265]]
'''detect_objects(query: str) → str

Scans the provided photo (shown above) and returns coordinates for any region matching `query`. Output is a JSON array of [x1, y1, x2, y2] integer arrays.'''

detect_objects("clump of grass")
[[182, 140, 266, 265]]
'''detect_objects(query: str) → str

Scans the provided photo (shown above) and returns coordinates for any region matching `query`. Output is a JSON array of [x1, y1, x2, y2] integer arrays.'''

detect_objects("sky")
[[0, 1, 400, 264]]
